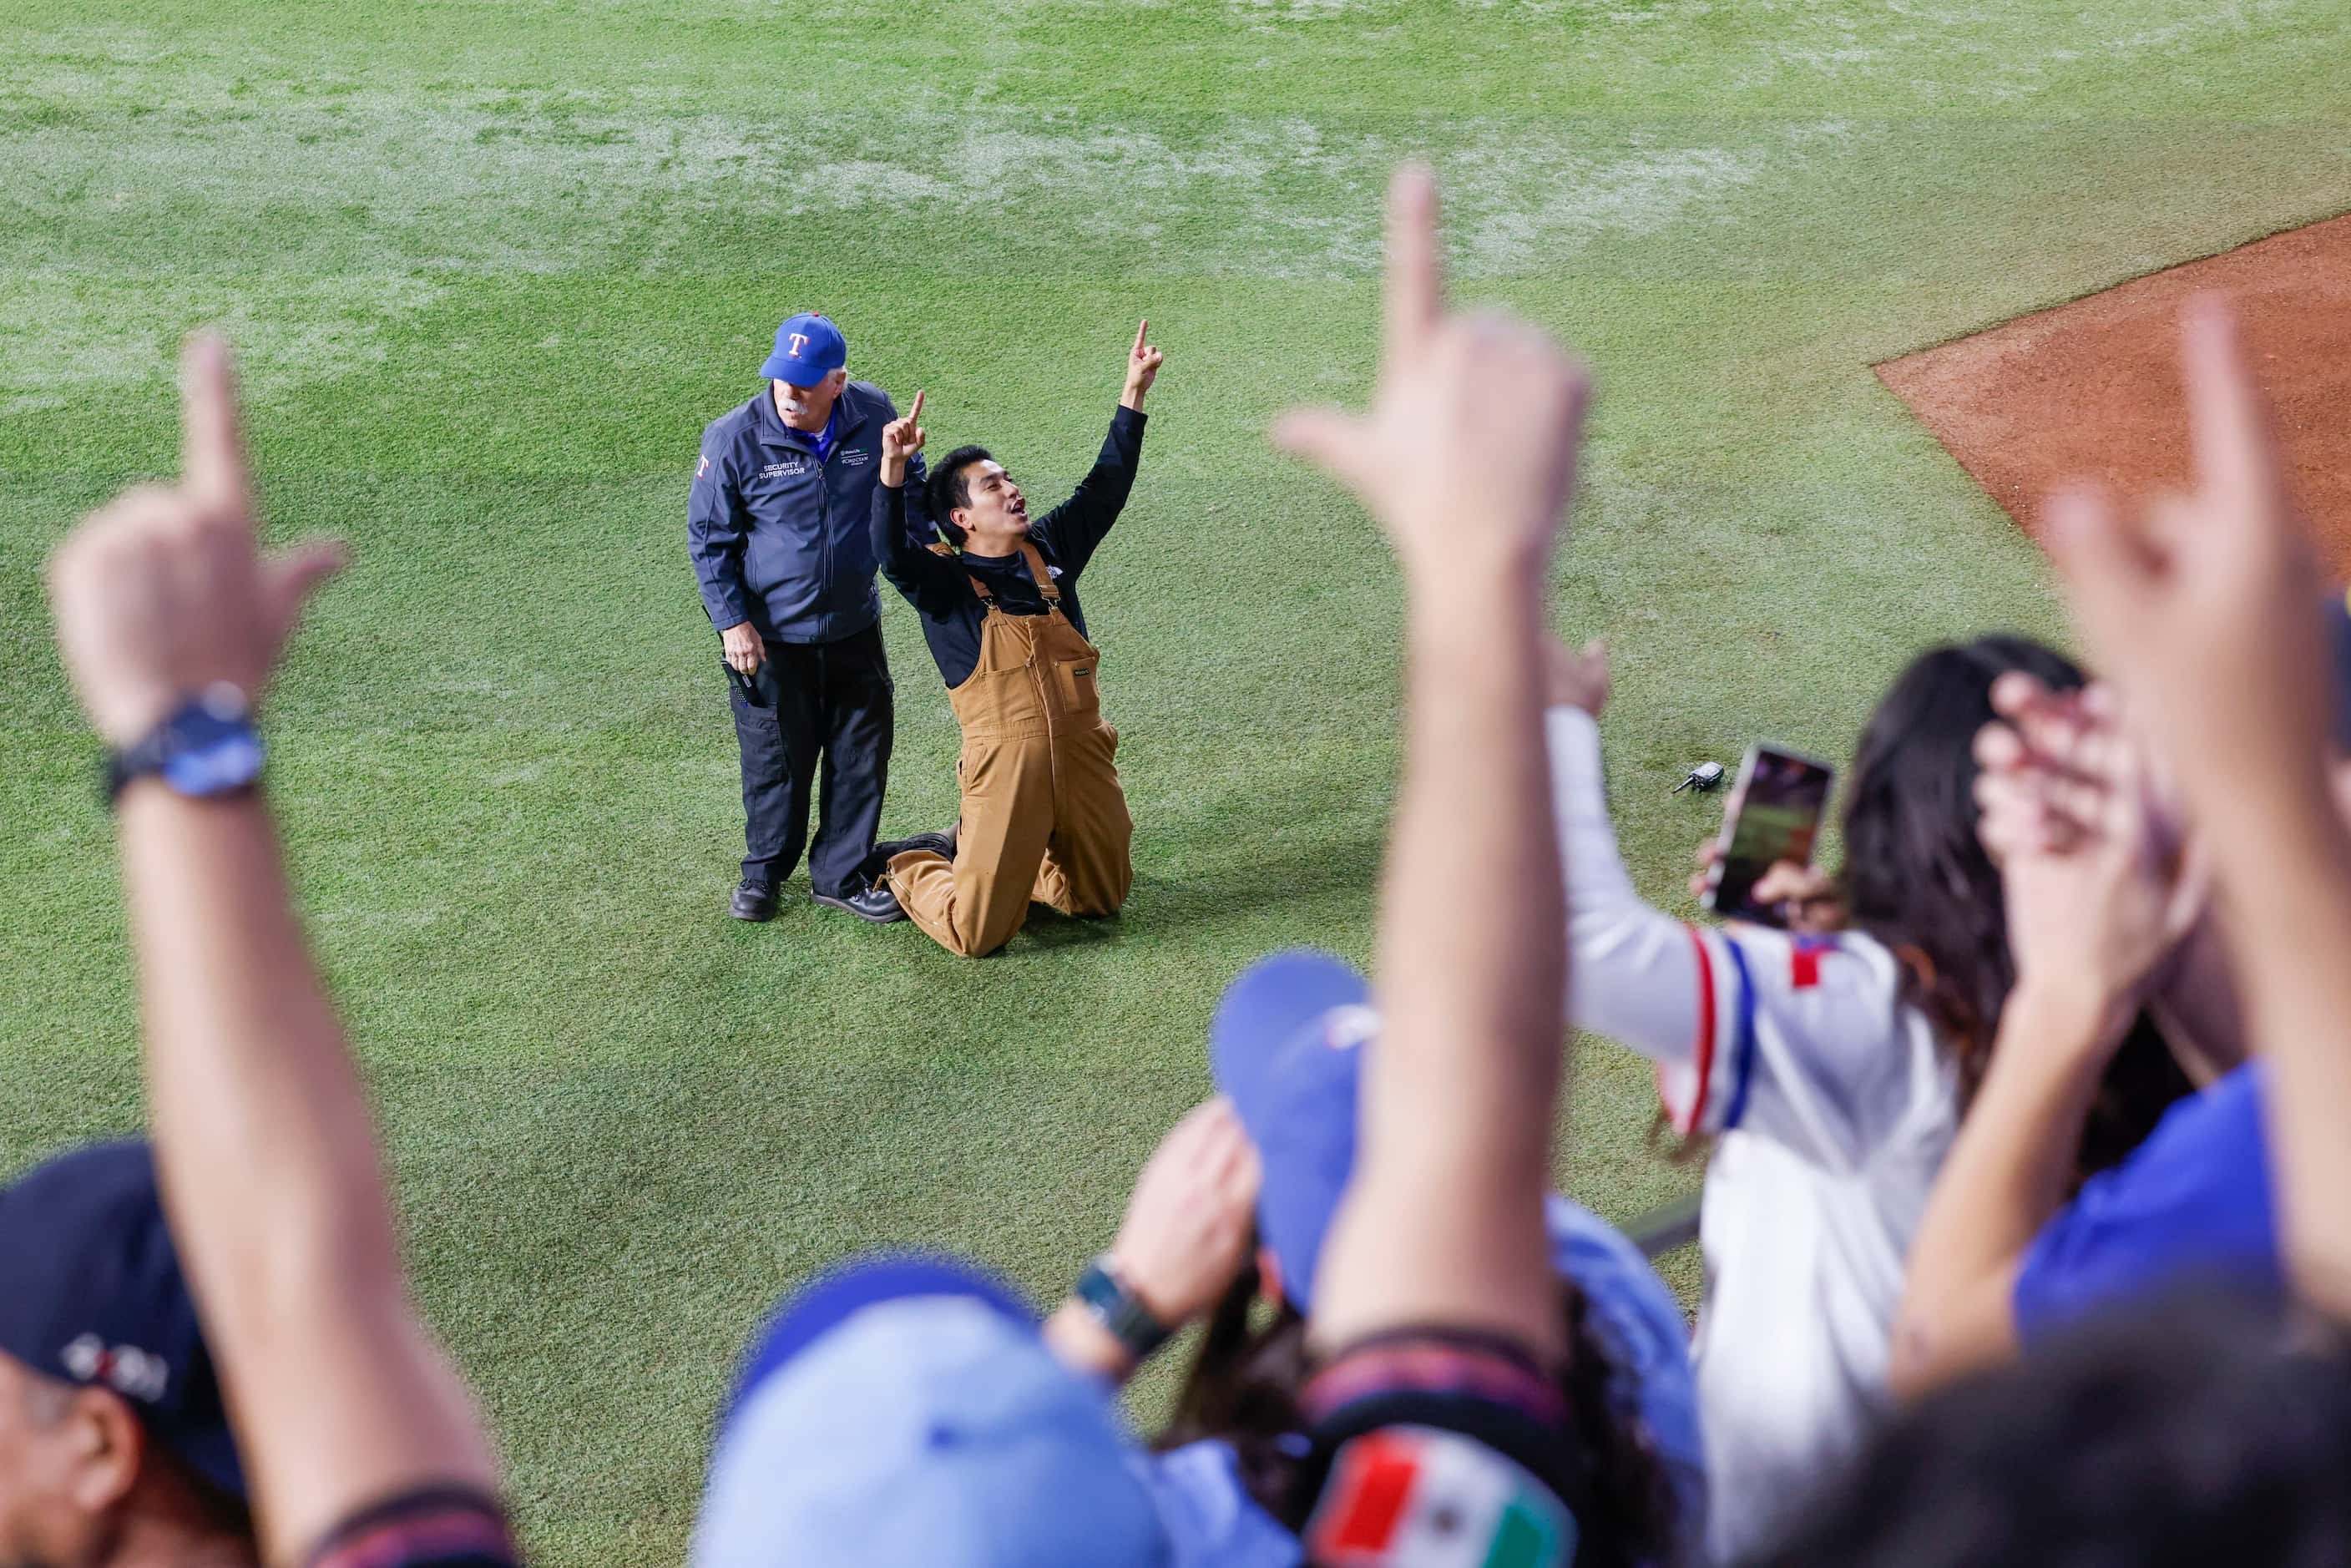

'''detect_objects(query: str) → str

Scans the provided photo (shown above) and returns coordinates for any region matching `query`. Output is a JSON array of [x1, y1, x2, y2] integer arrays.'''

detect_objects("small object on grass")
[[1672, 761, 1726, 795]]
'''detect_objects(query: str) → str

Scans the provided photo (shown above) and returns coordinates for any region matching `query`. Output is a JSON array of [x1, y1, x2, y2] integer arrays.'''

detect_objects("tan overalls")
[[886, 541, 1134, 958]]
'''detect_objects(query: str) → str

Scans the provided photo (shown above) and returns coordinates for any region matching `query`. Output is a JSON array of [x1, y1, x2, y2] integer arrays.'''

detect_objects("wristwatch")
[[1073, 1254, 1173, 1363], [105, 683, 265, 805]]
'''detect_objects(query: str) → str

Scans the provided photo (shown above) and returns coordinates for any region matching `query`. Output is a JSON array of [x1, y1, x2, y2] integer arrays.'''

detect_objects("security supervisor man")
[[865, 321, 1163, 958], [689, 312, 926, 923]]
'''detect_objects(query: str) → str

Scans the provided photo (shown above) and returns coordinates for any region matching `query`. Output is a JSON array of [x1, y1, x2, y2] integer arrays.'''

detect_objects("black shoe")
[[813, 882, 907, 923], [731, 881, 778, 922], [873, 829, 956, 863]]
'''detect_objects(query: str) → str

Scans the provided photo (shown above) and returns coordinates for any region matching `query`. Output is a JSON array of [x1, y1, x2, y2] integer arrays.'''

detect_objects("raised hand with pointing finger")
[[2044, 300, 2328, 807], [1120, 319, 1165, 412], [2040, 296, 2351, 1318], [1273, 165, 1589, 584], [880, 388, 927, 489], [46, 334, 513, 1563]]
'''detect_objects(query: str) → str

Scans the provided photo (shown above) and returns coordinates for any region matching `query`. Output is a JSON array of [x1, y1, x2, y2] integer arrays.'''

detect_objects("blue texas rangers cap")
[[0, 1141, 246, 1500], [692, 1252, 1171, 1567], [1209, 952, 1709, 1510], [1206, 951, 1378, 1314], [760, 311, 848, 385]]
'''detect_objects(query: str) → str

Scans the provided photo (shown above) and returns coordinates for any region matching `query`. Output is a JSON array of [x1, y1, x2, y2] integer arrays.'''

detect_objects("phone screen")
[[1705, 744, 1835, 926]]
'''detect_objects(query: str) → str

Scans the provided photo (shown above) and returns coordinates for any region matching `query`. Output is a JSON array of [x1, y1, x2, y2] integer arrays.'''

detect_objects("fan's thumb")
[[266, 538, 351, 645], [1270, 407, 1369, 489]]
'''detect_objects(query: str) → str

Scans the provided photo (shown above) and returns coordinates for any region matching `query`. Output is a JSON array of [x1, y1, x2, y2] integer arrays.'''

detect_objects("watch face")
[[159, 706, 265, 797]]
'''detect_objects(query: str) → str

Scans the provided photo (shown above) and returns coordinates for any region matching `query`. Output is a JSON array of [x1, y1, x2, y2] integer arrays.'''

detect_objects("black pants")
[[727, 622, 894, 898]]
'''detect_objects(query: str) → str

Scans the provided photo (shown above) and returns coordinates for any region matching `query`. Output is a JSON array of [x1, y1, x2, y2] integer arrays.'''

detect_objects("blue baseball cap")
[[692, 1252, 1171, 1567], [0, 1141, 245, 1500], [1206, 951, 1378, 1315], [759, 312, 847, 386], [1209, 952, 1707, 1514]]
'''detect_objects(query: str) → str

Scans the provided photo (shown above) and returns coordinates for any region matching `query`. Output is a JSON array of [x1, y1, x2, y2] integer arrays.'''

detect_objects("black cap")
[[0, 1141, 245, 1498]]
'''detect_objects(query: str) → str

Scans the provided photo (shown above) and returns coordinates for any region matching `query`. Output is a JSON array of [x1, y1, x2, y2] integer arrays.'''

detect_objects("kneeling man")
[[868, 322, 1163, 957]]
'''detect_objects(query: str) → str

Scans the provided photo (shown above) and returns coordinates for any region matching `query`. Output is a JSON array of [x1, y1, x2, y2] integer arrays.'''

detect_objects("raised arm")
[[1545, 636, 1906, 1159], [1278, 167, 1587, 1358], [895, 394, 935, 542], [46, 339, 505, 1563], [1033, 322, 1161, 577], [872, 390, 965, 615], [1042, 1098, 1261, 1387], [2045, 299, 2351, 1319], [1891, 680, 2200, 1396], [1540, 644, 1716, 1080]]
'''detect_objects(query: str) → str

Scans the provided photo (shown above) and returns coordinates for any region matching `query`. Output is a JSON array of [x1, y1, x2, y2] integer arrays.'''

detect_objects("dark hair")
[[925, 445, 994, 543], [1838, 635, 2191, 1176], [1739, 1292, 2351, 1568], [1159, 1257, 1690, 1568], [154, 1442, 255, 1543]]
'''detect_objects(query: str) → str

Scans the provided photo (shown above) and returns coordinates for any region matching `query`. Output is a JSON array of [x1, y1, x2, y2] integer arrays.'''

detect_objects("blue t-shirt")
[[1135, 1439, 1302, 1567], [2014, 1062, 2279, 1342]]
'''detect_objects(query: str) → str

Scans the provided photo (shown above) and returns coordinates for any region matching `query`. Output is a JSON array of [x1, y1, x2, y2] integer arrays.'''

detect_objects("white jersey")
[[1548, 709, 1957, 1562]]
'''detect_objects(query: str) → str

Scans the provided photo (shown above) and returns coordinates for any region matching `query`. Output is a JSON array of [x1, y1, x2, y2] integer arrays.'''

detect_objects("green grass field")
[[4, 1, 2346, 1556]]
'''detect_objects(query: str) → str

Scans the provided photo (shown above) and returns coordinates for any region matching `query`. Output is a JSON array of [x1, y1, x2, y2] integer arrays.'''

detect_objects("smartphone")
[[1702, 743, 1835, 926]]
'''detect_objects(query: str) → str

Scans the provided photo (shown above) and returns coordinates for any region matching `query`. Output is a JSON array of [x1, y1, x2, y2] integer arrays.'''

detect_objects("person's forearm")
[[901, 454, 933, 534], [1890, 980, 2116, 1395], [2205, 786, 2351, 1315], [1546, 706, 1713, 1064], [119, 785, 501, 1556], [871, 483, 918, 573], [1377, 577, 1564, 1163], [1325, 564, 1563, 1355], [121, 787, 401, 1294], [1049, 411, 1145, 570]]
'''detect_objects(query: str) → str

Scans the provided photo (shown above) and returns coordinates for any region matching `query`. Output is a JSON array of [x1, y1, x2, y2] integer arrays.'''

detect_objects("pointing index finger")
[[2179, 295, 2280, 515], [179, 334, 252, 520], [908, 389, 924, 425], [1382, 163, 1443, 359], [1132, 319, 1149, 357]]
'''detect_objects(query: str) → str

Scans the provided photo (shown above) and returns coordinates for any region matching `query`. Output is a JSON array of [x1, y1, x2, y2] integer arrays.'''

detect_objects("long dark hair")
[[1159, 1256, 1691, 1568], [1841, 635, 2190, 1178]]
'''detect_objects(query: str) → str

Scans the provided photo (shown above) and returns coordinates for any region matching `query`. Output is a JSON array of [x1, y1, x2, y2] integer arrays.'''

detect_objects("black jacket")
[[872, 406, 1146, 686]]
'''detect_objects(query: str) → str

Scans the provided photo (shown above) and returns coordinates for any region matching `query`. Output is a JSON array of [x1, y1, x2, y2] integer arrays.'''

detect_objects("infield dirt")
[[1878, 212, 2351, 577]]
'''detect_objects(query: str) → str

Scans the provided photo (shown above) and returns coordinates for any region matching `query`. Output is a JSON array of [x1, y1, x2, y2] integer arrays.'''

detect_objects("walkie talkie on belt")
[[726, 660, 769, 707]]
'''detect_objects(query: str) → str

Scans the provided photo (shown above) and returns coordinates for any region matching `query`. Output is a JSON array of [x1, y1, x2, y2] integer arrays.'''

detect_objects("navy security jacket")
[[688, 380, 930, 645]]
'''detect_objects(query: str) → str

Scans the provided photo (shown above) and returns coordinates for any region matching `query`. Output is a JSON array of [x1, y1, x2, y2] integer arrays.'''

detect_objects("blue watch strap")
[[1074, 1255, 1172, 1362], [105, 684, 264, 806]]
